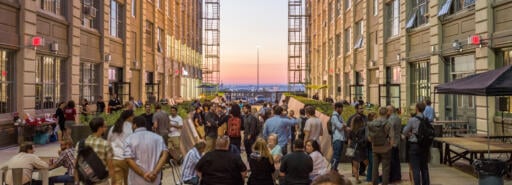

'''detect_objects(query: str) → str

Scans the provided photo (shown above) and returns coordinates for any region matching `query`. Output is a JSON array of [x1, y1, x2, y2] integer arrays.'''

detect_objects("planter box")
[[71, 125, 92, 143], [0, 125, 17, 148]]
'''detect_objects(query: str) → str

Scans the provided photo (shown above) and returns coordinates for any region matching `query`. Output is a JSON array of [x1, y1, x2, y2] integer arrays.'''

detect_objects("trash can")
[[473, 158, 507, 185]]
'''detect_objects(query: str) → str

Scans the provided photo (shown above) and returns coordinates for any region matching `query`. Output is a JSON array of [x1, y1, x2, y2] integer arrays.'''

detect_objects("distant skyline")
[[219, 0, 288, 85]]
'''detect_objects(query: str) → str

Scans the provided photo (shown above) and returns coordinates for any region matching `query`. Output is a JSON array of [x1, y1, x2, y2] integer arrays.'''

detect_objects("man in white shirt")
[[124, 116, 169, 185], [168, 106, 183, 159], [5, 142, 49, 185]]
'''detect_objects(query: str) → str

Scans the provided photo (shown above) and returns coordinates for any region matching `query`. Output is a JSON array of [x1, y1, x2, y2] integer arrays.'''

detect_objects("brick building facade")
[[307, 0, 512, 135], [0, 0, 202, 147]]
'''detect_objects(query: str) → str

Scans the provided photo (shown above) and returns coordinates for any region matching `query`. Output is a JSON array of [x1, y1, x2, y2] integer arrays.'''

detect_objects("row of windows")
[[317, 0, 478, 64]]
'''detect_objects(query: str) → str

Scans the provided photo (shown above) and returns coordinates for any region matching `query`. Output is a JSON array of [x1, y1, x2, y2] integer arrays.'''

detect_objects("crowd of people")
[[3, 94, 435, 185], [5, 97, 184, 185]]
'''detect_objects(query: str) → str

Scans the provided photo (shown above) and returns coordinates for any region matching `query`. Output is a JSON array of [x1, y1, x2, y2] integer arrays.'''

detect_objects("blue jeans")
[[330, 140, 344, 171], [184, 176, 199, 185], [409, 143, 430, 185], [367, 147, 373, 182], [390, 146, 402, 182], [49, 174, 74, 185]]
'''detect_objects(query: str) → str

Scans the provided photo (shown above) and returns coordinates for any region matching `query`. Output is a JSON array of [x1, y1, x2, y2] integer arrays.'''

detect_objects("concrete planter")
[[71, 125, 92, 143], [283, 95, 411, 163]]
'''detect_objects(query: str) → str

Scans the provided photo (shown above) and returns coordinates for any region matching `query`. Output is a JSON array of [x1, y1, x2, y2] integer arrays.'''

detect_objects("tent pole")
[[487, 97, 490, 158]]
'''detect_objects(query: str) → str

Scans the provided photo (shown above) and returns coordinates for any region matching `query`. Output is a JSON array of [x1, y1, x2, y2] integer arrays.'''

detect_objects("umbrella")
[[434, 64, 512, 155]]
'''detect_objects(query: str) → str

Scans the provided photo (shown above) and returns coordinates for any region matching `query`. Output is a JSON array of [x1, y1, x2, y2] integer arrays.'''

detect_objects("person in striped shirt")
[[181, 141, 206, 185], [49, 139, 75, 185]]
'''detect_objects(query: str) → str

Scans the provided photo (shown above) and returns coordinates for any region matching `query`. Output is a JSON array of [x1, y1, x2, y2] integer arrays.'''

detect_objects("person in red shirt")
[[63, 100, 76, 138]]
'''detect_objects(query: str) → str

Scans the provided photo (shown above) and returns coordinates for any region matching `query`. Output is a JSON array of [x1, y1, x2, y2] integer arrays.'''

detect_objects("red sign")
[[32, 37, 43, 47], [1, 71, 6, 77], [469, 35, 481, 45]]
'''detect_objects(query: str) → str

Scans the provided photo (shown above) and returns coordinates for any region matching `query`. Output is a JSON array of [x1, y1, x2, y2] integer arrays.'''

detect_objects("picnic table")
[[455, 134, 512, 143], [434, 137, 512, 166], [433, 120, 470, 136]]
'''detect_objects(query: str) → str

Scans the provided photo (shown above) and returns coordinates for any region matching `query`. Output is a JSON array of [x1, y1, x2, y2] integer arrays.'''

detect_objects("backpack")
[[76, 140, 109, 185], [298, 116, 308, 140], [327, 114, 340, 136], [414, 116, 435, 149], [227, 116, 242, 138], [369, 120, 389, 147]]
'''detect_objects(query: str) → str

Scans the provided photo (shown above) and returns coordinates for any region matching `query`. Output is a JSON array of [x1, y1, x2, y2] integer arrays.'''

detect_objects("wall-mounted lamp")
[[104, 54, 112, 62], [50, 42, 59, 53], [396, 53, 401, 62], [452, 39, 463, 52]]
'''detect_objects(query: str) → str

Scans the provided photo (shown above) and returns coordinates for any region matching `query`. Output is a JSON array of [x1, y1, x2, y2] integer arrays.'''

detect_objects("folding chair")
[[168, 158, 183, 185]]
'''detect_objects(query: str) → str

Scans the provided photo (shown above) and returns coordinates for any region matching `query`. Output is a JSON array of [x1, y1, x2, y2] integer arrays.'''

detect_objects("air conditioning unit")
[[50, 42, 59, 53], [84, 6, 97, 18]]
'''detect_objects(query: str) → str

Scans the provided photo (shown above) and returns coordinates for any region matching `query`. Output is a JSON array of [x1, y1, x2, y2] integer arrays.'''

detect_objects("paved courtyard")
[[1, 142, 511, 185]]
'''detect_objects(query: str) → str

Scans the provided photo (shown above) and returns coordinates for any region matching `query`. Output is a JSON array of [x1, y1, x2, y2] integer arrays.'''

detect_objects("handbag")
[[345, 143, 357, 157]]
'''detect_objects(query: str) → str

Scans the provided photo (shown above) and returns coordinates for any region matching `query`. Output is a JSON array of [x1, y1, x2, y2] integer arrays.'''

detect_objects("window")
[[328, 39, 333, 58], [35, 56, 64, 110], [82, 0, 98, 29], [157, 0, 162, 9], [386, 0, 400, 38], [335, 34, 341, 57], [410, 61, 430, 103], [41, 0, 63, 15], [328, 2, 333, 23], [335, 0, 341, 17], [344, 27, 351, 53], [345, 0, 351, 10], [0, 50, 14, 114], [499, 49, 512, 112], [157, 27, 164, 53], [80, 62, 99, 103], [145, 21, 154, 49], [373, 0, 378, 16], [110, 0, 124, 38], [388, 66, 401, 84], [350, 71, 364, 102], [438, 0, 475, 16], [354, 21, 364, 49], [131, 0, 136, 17], [406, 0, 429, 29]]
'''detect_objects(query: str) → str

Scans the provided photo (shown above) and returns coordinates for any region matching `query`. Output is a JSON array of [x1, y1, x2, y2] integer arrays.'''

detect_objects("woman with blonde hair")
[[248, 137, 275, 185]]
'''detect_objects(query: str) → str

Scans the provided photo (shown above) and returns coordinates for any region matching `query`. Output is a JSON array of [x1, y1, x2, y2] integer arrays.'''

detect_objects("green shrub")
[[79, 101, 193, 126], [285, 94, 409, 125]]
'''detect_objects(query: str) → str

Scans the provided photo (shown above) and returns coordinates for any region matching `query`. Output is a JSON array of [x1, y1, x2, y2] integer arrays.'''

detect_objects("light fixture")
[[452, 40, 462, 52], [104, 53, 112, 62], [50, 42, 59, 53], [396, 53, 401, 62]]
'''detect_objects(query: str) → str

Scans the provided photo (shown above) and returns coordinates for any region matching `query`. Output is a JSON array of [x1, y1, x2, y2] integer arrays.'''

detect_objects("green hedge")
[[285, 94, 409, 125], [79, 101, 192, 126]]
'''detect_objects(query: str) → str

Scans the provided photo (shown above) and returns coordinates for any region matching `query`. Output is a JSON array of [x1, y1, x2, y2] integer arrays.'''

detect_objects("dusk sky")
[[220, 0, 288, 85]]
